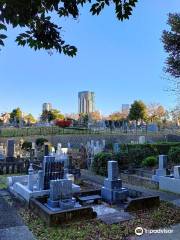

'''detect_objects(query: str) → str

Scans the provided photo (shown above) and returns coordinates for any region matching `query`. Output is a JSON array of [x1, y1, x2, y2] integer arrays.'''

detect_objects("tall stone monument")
[[101, 160, 128, 204], [152, 155, 168, 182], [6, 139, 15, 162]]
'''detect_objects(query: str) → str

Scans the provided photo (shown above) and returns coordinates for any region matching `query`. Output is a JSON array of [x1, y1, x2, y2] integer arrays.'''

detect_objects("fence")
[[0, 126, 180, 138], [0, 126, 93, 138], [0, 160, 41, 175]]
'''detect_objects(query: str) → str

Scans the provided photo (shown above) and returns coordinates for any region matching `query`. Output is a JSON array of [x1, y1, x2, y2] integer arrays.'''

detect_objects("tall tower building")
[[122, 104, 130, 113], [42, 103, 52, 112], [78, 91, 95, 114]]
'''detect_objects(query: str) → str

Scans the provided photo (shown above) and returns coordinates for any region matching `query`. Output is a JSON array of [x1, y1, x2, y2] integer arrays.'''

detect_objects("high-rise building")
[[78, 91, 95, 114], [122, 104, 130, 113], [42, 103, 52, 112]]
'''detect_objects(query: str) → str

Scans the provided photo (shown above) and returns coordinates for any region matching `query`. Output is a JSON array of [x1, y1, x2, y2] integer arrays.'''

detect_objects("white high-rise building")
[[78, 91, 95, 114], [42, 103, 52, 112], [122, 104, 130, 113]]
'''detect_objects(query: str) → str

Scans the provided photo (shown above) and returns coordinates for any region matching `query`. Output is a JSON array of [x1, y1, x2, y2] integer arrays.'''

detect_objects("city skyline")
[[0, 92, 169, 119], [0, 1, 179, 117]]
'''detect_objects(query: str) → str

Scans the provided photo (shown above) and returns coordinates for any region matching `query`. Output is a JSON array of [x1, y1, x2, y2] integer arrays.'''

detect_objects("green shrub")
[[21, 141, 32, 151], [154, 142, 180, 155], [142, 156, 157, 167], [121, 143, 180, 156], [91, 152, 113, 176], [114, 152, 129, 169], [105, 143, 113, 151], [168, 147, 180, 164], [35, 138, 48, 146], [127, 146, 158, 168]]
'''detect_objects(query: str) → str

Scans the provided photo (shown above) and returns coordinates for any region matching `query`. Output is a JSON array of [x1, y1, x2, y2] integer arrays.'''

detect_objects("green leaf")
[[0, 34, 7, 39], [0, 24, 7, 31], [0, 39, 4, 46]]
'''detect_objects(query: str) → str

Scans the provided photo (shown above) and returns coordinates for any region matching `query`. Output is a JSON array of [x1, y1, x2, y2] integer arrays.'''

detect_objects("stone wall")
[[0, 133, 166, 147]]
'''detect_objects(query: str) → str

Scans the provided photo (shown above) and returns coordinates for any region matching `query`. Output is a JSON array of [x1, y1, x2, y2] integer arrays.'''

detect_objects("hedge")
[[121, 142, 180, 155], [92, 142, 180, 176]]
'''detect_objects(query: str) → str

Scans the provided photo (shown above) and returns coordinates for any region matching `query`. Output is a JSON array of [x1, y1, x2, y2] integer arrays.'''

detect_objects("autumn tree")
[[147, 103, 166, 123], [41, 109, 64, 122], [10, 108, 22, 124], [109, 112, 127, 121], [79, 113, 89, 126], [89, 111, 102, 121], [0, 0, 137, 56], [24, 113, 37, 124], [170, 106, 180, 125]]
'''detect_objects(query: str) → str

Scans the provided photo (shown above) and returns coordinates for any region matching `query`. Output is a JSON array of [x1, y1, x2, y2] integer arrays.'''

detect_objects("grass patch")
[[0, 175, 8, 189], [19, 201, 180, 240], [0, 174, 23, 190]]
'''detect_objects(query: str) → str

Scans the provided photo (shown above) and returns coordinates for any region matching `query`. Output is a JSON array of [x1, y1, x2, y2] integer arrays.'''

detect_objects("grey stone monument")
[[174, 166, 180, 179], [44, 144, 49, 156], [113, 143, 120, 154], [101, 160, 128, 204], [28, 164, 35, 191], [47, 179, 75, 209], [6, 139, 15, 162], [152, 155, 168, 182], [37, 170, 44, 191]]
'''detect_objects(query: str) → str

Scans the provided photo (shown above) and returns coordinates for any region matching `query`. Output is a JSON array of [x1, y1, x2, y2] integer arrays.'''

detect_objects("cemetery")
[[0, 136, 180, 239]]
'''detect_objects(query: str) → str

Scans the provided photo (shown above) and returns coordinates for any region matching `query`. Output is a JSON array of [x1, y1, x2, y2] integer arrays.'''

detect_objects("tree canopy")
[[128, 100, 147, 123], [162, 13, 180, 78], [147, 103, 165, 123], [10, 107, 22, 123], [24, 113, 36, 124], [41, 109, 64, 122], [0, 0, 137, 56]]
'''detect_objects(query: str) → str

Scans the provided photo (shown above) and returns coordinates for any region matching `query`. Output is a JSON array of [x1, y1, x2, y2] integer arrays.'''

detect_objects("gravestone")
[[101, 161, 128, 204], [48, 179, 75, 209], [28, 164, 35, 191], [0, 146, 5, 161], [159, 165, 180, 194], [152, 155, 168, 182], [113, 143, 120, 154], [147, 123, 158, 132], [37, 170, 44, 190], [44, 144, 49, 156], [6, 139, 15, 162], [108, 160, 118, 180], [102, 140, 106, 150], [174, 166, 180, 179], [139, 136, 146, 144], [43, 156, 64, 189]]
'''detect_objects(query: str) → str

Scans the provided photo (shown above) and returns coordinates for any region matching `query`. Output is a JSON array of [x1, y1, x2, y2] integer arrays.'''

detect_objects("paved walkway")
[[0, 190, 35, 240]]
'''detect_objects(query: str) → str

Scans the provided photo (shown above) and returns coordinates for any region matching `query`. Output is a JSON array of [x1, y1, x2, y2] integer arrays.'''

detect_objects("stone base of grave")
[[47, 198, 76, 210], [47, 199, 59, 208], [104, 178, 122, 189], [101, 187, 128, 204], [10, 182, 49, 202], [59, 198, 76, 210], [159, 176, 180, 194], [30, 196, 97, 226], [152, 169, 168, 182], [7, 175, 81, 203], [6, 157, 15, 162]]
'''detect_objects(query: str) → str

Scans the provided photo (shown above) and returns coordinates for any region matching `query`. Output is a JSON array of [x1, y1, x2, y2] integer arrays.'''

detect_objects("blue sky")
[[0, 1, 179, 117]]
